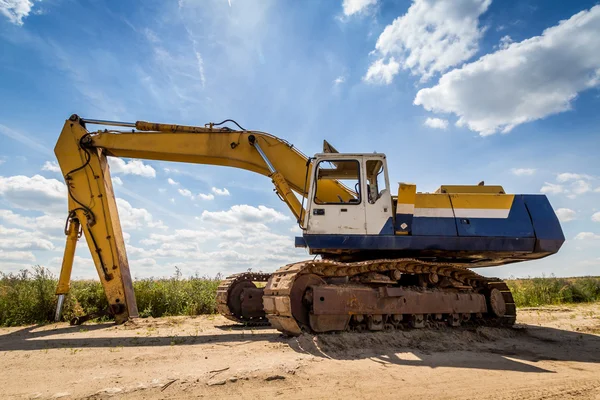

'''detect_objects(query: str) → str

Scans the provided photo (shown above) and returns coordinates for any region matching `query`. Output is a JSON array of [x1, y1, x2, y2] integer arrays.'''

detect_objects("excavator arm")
[[53, 115, 352, 323]]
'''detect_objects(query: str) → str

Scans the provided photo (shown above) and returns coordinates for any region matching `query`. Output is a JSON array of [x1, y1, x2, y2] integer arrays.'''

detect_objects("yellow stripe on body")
[[396, 183, 416, 214], [436, 185, 505, 194], [451, 194, 514, 219], [414, 194, 454, 217], [408, 194, 514, 219], [449, 194, 514, 209], [397, 189, 515, 220]]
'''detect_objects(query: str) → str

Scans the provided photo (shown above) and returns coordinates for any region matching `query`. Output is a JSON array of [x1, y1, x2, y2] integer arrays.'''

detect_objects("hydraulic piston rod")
[[54, 217, 81, 321]]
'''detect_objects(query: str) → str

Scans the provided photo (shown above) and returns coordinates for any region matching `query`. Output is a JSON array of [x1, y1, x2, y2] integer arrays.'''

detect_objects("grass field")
[[1, 266, 599, 326]]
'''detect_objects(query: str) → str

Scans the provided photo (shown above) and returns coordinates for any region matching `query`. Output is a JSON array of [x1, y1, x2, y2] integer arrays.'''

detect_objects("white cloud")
[[178, 188, 194, 199], [0, 174, 67, 213], [132, 257, 158, 268], [539, 172, 594, 198], [167, 178, 179, 186], [211, 187, 230, 196], [414, 6, 600, 135], [511, 168, 536, 176], [574, 232, 600, 240], [0, 0, 39, 26], [0, 225, 54, 250], [342, 0, 377, 16], [112, 177, 123, 186], [0, 249, 35, 262], [498, 35, 513, 49], [363, 58, 400, 85], [592, 212, 600, 223], [540, 182, 563, 195], [201, 205, 289, 225], [115, 198, 166, 231], [555, 208, 576, 222], [424, 117, 448, 129], [333, 76, 345, 85], [42, 161, 61, 173], [556, 172, 593, 183], [366, 0, 490, 83], [0, 209, 63, 235], [108, 158, 156, 178], [571, 180, 591, 195], [197, 193, 215, 200]]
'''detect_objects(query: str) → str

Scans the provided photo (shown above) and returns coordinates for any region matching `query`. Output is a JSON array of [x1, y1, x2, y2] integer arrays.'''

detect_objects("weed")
[[507, 275, 600, 307], [0, 267, 220, 326]]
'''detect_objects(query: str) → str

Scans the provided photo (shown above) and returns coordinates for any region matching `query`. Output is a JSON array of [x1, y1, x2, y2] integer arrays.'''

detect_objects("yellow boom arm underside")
[[54, 116, 352, 322]]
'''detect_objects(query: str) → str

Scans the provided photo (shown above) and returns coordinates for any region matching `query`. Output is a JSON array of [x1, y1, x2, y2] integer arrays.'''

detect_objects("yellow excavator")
[[53, 115, 564, 335]]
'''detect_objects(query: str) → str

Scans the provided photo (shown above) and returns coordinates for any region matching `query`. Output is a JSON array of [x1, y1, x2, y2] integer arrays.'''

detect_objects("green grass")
[[2, 267, 600, 326], [506, 275, 600, 307], [0, 266, 221, 327]]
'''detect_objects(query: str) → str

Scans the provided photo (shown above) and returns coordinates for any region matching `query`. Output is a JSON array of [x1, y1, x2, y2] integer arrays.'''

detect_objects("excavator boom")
[[53, 115, 352, 322]]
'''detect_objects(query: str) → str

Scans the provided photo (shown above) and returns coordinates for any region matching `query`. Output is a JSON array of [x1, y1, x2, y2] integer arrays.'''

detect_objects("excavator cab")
[[305, 153, 393, 236]]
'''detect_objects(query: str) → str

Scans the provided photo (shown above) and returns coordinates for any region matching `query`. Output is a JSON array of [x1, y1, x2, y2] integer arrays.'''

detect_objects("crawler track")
[[216, 272, 271, 326], [262, 259, 516, 336]]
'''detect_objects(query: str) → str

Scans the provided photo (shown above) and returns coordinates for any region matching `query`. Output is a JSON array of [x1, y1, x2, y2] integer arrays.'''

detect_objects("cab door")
[[364, 157, 394, 235], [306, 157, 366, 235]]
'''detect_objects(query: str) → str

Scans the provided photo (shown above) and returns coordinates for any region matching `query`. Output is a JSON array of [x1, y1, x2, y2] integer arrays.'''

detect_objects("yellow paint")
[[436, 185, 505, 194], [55, 218, 80, 295], [271, 171, 304, 223], [93, 122, 353, 203], [397, 183, 416, 205], [415, 194, 452, 209], [449, 194, 514, 210], [55, 119, 137, 323]]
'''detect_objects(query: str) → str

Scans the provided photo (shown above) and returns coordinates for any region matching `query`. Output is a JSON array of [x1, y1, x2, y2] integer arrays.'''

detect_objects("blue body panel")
[[455, 196, 535, 238], [297, 194, 564, 257], [379, 217, 395, 235], [395, 214, 414, 233], [300, 235, 535, 253], [522, 194, 565, 253], [412, 216, 457, 236]]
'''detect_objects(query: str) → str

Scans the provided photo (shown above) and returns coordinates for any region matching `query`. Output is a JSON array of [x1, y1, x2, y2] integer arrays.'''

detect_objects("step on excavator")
[[53, 115, 564, 335]]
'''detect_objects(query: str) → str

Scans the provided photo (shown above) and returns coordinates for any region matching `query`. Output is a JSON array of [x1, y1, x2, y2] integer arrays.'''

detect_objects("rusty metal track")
[[216, 272, 271, 326], [263, 258, 517, 336]]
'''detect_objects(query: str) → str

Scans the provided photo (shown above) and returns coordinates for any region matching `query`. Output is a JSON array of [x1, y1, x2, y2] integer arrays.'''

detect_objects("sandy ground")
[[1, 304, 600, 400]]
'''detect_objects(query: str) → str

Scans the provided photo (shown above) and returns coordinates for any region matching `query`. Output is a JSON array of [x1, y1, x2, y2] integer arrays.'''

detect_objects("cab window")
[[366, 159, 386, 204], [314, 160, 361, 205]]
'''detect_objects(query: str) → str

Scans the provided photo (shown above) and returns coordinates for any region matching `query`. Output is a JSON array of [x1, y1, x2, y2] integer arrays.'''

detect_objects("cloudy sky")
[[1, 0, 599, 280]]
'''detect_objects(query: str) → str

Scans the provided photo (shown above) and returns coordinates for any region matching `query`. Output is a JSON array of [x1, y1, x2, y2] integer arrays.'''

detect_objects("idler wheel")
[[488, 288, 506, 317], [290, 274, 325, 329], [227, 280, 255, 318]]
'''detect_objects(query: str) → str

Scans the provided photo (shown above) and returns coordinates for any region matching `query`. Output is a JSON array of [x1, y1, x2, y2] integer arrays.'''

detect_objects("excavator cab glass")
[[366, 159, 385, 204], [314, 160, 361, 204]]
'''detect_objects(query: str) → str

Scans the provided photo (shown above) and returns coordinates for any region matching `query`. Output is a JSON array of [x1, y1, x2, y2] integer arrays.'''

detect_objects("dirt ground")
[[1, 304, 600, 400]]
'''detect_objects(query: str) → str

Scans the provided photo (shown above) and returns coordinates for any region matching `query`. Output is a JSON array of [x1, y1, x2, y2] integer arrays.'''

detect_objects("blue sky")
[[1, 0, 599, 280]]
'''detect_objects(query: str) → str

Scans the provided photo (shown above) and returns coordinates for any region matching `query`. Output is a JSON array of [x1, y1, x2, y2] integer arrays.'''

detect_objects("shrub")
[[0, 266, 221, 326]]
